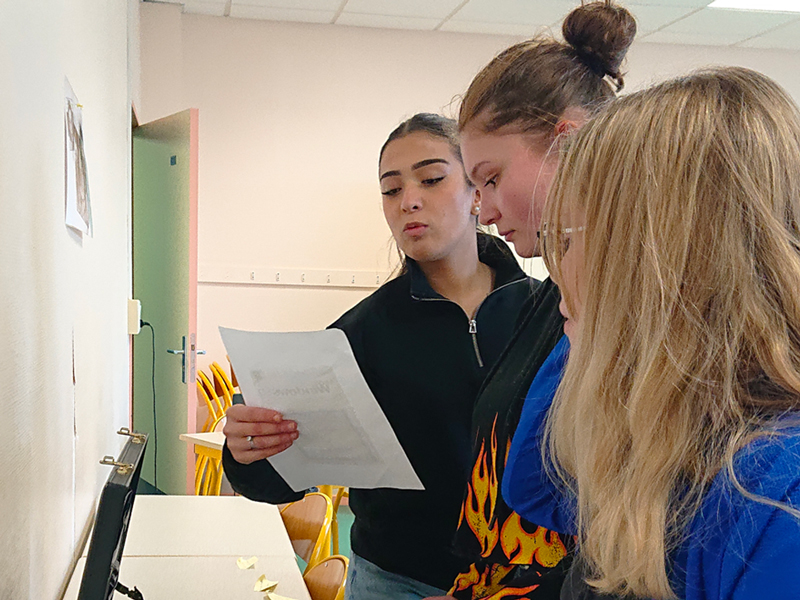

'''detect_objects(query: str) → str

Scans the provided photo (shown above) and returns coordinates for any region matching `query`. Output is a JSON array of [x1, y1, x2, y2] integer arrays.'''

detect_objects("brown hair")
[[459, 1, 636, 134]]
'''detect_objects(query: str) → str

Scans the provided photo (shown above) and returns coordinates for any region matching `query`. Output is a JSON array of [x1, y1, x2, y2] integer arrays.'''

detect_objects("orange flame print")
[[464, 417, 500, 557], [450, 563, 538, 599], [500, 513, 567, 567]]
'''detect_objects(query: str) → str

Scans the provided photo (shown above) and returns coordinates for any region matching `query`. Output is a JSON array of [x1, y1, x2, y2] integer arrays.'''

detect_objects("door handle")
[[166, 337, 205, 383]]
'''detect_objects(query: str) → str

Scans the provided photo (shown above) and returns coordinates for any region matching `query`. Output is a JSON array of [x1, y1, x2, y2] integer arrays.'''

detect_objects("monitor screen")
[[78, 431, 148, 600]]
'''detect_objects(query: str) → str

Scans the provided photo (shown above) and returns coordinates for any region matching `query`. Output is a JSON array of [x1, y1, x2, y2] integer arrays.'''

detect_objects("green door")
[[133, 109, 199, 495]]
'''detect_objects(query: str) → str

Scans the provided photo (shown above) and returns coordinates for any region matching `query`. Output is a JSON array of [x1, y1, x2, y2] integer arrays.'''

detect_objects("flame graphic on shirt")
[[501, 512, 567, 567], [463, 417, 500, 557], [450, 562, 539, 599], [453, 416, 571, 599]]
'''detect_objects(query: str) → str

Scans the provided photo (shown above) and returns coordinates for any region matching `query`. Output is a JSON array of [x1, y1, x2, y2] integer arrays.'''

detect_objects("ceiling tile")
[[660, 6, 796, 35], [738, 17, 800, 48], [335, 12, 440, 29], [232, 0, 342, 9], [229, 4, 336, 22], [627, 4, 701, 33], [439, 19, 550, 36], [342, 0, 464, 19], [627, 0, 712, 6], [452, 0, 577, 26], [640, 29, 744, 44], [182, 0, 227, 16]]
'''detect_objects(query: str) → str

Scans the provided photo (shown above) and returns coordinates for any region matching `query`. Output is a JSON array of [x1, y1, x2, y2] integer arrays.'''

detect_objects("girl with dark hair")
[[222, 113, 536, 600]]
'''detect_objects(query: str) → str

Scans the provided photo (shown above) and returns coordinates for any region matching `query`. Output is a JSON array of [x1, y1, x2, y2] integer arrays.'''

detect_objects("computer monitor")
[[78, 429, 148, 600]]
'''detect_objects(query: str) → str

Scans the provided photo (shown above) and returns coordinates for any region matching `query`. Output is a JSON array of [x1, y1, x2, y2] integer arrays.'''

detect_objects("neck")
[[417, 233, 494, 318]]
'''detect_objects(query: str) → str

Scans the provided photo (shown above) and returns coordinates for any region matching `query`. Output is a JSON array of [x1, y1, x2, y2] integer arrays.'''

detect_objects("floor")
[[337, 505, 354, 558]]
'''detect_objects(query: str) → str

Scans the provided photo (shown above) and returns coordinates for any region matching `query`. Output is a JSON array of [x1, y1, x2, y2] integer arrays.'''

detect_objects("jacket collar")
[[407, 232, 528, 300]]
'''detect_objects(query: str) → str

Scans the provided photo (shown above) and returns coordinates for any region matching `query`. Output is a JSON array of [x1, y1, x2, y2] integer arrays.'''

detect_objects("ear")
[[471, 188, 481, 216], [555, 119, 580, 138]]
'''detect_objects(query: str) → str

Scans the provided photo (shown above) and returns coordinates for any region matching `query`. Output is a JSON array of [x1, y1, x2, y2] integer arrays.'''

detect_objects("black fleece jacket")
[[222, 234, 538, 590]]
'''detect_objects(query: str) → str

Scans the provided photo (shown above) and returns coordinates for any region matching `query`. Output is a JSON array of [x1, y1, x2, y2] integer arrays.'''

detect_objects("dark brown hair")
[[379, 112, 463, 165], [459, 1, 637, 134]]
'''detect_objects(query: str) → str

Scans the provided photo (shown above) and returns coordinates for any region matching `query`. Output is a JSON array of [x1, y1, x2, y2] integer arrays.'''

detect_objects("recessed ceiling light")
[[708, 0, 800, 12]]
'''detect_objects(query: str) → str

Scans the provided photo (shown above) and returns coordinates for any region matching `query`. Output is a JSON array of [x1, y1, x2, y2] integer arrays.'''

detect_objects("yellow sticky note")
[[237, 556, 258, 570], [265, 593, 298, 600], [254, 575, 279, 593]]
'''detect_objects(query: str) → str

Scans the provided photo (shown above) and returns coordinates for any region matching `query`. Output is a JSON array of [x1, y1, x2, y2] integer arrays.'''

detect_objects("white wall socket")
[[127, 299, 141, 335]]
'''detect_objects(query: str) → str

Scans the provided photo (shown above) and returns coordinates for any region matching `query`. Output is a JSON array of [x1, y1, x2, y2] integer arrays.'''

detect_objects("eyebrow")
[[379, 158, 450, 181], [469, 161, 489, 183]]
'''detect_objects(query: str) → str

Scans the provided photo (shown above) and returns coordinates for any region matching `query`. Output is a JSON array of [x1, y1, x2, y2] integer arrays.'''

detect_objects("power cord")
[[140, 320, 157, 490]]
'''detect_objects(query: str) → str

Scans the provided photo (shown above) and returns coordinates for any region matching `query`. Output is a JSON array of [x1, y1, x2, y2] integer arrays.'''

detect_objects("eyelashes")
[[381, 175, 446, 197]]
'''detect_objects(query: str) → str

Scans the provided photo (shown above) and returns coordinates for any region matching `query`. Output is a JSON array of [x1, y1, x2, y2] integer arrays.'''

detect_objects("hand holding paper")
[[220, 327, 424, 492]]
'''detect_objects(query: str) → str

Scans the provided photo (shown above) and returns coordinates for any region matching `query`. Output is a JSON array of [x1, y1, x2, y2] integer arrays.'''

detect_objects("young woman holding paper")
[[222, 113, 538, 600]]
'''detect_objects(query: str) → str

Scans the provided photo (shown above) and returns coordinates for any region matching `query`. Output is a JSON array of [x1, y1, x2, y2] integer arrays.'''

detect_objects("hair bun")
[[562, 1, 637, 88]]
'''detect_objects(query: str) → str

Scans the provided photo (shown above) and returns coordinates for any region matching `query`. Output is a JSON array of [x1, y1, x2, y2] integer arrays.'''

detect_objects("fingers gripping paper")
[[220, 327, 424, 492]]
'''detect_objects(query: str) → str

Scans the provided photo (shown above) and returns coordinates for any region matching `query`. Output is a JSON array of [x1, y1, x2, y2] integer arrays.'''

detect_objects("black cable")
[[140, 320, 157, 490], [115, 581, 145, 600]]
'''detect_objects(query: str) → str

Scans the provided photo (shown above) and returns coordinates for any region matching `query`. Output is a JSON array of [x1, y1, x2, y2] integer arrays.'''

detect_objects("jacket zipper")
[[469, 319, 483, 367], [413, 278, 527, 369]]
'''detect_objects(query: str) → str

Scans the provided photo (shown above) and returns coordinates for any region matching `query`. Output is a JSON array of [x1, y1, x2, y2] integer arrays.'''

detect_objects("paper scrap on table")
[[237, 556, 258, 570], [254, 575, 278, 593], [265, 594, 298, 600], [220, 327, 424, 492]]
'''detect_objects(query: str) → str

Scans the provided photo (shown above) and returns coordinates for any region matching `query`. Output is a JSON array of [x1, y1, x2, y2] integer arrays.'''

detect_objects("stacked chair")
[[194, 361, 238, 495], [303, 555, 349, 600]]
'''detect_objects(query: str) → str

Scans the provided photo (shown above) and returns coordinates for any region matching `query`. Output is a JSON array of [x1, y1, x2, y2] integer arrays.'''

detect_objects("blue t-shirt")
[[503, 339, 800, 599], [502, 335, 573, 534]]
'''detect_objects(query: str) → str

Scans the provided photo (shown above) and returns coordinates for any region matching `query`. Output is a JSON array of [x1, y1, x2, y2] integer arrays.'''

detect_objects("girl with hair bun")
[[436, 3, 637, 600], [537, 66, 800, 600]]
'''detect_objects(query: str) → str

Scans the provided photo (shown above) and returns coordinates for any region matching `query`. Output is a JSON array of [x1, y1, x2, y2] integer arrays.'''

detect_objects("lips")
[[403, 222, 428, 236]]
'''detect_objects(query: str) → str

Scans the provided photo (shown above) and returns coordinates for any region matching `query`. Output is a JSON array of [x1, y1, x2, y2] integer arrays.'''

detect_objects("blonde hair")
[[542, 67, 800, 598]]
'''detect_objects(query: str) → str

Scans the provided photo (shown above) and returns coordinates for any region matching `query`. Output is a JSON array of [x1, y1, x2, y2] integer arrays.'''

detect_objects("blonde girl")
[[542, 67, 800, 600]]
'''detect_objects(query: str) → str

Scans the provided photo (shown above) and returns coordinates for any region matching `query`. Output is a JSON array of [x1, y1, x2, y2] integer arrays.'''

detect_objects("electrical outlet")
[[127, 299, 141, 335]]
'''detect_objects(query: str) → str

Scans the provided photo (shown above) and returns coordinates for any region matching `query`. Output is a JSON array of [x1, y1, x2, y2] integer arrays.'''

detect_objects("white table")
[[65, 495, 310, 600], [122, 495, 295, 557], [179, 431, 225, 459]]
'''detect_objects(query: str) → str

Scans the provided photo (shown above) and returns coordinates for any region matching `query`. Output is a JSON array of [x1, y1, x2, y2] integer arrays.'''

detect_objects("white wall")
[[0, 1, 136, 598], [138, 5, 800, 371]]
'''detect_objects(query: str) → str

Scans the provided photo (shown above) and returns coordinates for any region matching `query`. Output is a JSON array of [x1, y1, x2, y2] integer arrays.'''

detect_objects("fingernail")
[[288, 422, 297, 431], [273, 414, 282, 423]]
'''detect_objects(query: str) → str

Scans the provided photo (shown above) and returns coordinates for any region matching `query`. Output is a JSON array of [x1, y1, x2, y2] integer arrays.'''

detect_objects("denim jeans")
[[345, 552, 447, 600]]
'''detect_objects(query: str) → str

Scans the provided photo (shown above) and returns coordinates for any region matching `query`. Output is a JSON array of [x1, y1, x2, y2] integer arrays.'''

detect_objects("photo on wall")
[[65, 77, 93, 237]]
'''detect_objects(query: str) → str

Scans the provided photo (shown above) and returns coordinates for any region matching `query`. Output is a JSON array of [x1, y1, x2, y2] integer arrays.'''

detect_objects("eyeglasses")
[[537, 223, 585, 254]]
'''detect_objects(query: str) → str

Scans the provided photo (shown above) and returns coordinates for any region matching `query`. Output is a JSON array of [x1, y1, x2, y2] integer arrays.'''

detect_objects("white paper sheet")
[[219, 327, 424, 492]]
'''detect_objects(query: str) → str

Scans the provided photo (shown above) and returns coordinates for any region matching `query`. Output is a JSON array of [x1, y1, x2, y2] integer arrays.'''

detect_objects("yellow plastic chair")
[[198, 370, 225, 425], [196, 379, 221, 433], [209, 362, 234, 411], [211, 360, 237, 394], [303, 555, 348, 600], [317, 486, 349, 555], [194, 414, 226, 495], [226, 355, 239, 389], [280, 492, 333, 572]]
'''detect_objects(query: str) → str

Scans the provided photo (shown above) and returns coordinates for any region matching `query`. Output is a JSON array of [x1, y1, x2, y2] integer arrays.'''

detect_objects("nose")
[[400, 187, 422, 213], [478, 196, 500, 226]]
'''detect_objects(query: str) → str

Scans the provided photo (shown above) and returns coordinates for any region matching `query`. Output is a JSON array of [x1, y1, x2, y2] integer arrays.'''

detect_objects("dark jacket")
[[450, 277, 573, 599], [222, 234, 537, 590]]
